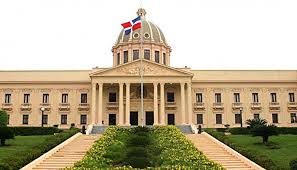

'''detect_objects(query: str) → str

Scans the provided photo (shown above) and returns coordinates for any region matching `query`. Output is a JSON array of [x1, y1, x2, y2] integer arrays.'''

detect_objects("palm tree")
[[246, 118, 267, 128]]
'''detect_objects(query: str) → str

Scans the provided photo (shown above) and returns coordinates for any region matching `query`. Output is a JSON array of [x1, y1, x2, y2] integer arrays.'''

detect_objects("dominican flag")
[[121, 16, 142, 35]]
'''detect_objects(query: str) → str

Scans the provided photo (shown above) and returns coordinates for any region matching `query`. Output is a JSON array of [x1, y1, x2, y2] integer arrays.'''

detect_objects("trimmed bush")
[[290, 159, 297, 170], [229, 128, 250, 135], [9, 127, 62, 136], [0, 127, 14, 146], [0, 128, 79, 170], [0, 110, 8, 127]]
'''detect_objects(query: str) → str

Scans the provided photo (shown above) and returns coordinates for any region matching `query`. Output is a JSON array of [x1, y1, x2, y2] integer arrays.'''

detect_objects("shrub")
[[0, 110, 8, 127], [290, 158, 297, 170], [0, 128, 79, 170], [229, 128, 250, 135], [0, 127, 14, 146], [9, 127, 62, 136]]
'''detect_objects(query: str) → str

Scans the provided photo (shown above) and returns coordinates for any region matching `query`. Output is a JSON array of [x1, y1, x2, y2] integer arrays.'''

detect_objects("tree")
[[0, 127, 14, 146], [250, 124, 279, 144], [246, 118, 267, 129], [0, 110, 8, 127]]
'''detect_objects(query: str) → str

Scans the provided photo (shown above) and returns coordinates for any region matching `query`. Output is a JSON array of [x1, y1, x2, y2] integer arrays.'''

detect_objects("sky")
[[0, 0, 296, 70]]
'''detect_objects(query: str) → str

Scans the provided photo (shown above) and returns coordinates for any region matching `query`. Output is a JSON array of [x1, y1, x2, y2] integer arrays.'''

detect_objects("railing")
[[166, 102, 176, 106], [79, 103, 90, 107], [270, 102, 279, 105], [288, 102, 297, 106], [59, 103, 70, 111], [107, 102, 119, 106], [194, 102, 204, 107], [40, 103, 50, 107], [2, 103, 12, 107], [20, 103, 32, 111], [213, 102, 224, 107], [251, 102, 261, 106], [232, 102, 242, 107]]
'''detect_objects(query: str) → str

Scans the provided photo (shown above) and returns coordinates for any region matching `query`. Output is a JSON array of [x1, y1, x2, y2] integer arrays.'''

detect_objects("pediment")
[[90, 60, 193, 77]]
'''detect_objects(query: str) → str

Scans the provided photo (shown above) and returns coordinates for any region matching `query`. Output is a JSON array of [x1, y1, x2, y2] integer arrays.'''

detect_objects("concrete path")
[[30, 134, 100, 170], [187, 133, 264, 170]]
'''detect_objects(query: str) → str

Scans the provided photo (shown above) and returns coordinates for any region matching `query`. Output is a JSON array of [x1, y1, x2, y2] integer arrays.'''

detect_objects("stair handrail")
[[86, 124, 93, 135], [190, 124, 198, 134]]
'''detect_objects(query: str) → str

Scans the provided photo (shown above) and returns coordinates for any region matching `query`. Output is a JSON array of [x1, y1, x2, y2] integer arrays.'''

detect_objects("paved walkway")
[[187, 133, 264, 170], [31, 134, 100, 170]]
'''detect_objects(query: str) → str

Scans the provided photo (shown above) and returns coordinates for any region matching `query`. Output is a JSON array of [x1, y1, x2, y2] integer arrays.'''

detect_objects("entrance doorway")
[[109, 114, 116, 125], [130, 112, 138, 126], [145, 111, 154, 125], [168, 114, 175, 125]]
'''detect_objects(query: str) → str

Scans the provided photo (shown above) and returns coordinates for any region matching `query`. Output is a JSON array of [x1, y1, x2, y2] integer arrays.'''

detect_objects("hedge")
[[0, 128, 79, 170], [9, 127, 62, 136], [205, 129, 279, 170], [205, 127, 297, 135]]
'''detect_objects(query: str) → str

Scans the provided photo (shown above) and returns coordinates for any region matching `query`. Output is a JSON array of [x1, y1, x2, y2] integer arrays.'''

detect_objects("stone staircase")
[[90, 125, 108, 134], [29, 134, 100, 170], [176, 125, 193, 134], [187, 133, 264, 170]]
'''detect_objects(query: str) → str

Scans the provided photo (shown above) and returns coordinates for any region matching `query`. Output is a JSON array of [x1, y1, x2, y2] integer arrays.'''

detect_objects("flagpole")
[[140, 14, 144, 127]]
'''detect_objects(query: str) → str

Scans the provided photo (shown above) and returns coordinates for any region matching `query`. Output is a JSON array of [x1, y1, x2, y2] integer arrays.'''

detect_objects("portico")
[[89, 60, 193, 126]]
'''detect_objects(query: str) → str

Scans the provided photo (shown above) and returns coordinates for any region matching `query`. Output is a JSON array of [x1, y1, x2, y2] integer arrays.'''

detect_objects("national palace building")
[[1, 8, 297, 128]]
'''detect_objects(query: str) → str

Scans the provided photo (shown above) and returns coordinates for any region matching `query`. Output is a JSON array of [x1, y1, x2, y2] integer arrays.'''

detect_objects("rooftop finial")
[[137, 8, 146, 17]]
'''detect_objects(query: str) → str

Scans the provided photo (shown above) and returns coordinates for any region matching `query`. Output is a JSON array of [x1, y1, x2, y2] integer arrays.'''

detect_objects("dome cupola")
[[112, 8, 171, 66]]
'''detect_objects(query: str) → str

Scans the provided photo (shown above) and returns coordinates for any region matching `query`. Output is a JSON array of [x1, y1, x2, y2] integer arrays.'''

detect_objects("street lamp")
[[40, 107, 45, 127], [239, 107, 243, 128]]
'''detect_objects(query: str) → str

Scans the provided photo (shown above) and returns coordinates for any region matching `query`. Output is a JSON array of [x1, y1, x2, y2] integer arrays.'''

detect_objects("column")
[[181, 82, 186, 124], [160, 83, 165, 125], [98, 83, 103, 125], [91, 83, 96, 124], [187, 83, 193, 124], [125, 83, 130, 125], [153, 83, 159, 125], [119, 83, 124, 125]]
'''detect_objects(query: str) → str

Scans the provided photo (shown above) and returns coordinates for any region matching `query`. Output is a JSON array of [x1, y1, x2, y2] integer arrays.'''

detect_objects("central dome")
[[112, 8, 171, 67], [115, 8, 168, 45]]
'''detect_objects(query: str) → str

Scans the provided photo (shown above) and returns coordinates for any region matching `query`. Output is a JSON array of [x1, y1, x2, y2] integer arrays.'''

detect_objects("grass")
[[0, 135, 51, 160], [228, 134, 297, 170]]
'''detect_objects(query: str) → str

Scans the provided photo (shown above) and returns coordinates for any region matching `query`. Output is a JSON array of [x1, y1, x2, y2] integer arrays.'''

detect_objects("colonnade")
[[91, 82, 192, 125]]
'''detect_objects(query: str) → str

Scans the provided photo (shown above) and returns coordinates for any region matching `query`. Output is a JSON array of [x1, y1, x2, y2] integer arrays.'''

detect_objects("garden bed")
[[72, 126, 224, 170]]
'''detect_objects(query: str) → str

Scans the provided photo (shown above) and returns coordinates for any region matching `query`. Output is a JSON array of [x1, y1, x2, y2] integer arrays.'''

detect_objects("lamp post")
[[239, 107, 243, 128], [40, 107, 45, 127]]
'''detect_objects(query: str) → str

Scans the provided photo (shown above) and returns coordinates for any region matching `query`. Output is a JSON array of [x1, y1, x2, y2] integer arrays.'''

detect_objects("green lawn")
[[228, 134, 297, 170], [0, 135, 51, 160]]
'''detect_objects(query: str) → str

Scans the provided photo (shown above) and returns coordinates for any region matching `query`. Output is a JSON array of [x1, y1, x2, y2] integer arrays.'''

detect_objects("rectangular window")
[[62, 94, 68, 103], [235, 114, 241, 124], [254, 114, 260, 119], [163, 53, 166, 65], [215, 93, 221, 103], [216, 114, 222, 124], [271, 93, 277, 103], [81, 93, 88, 103], [252, 93, 259, 103], [42, 94, 49, 104], [167, 92, 175, 102], [289, 93, 295, 102], [155, 51, 160, 63], [42, 115, 48, 125], [123, 51, 128, 63], [196, 93, 203, 103], [7, 115, 9, 125], [117, 53, 120, 65], [61, 115, 67, 125], [80, 115, 87, 124], [109, 93, 117, 102], [272, 113, 278, 123], [197, 114, 203, 124], [234, 93, 240, 103], [133, 49, 139, 60], [291, 113, 297, 123], [23, 115, 29, 125], [144, 49, 150, 60], [24, 94, 30, 103], [4, 94, 11, 104]]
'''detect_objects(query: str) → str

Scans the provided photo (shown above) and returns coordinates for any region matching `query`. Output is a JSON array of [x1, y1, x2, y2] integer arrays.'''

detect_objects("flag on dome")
[[121, 16, 142, 35]]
